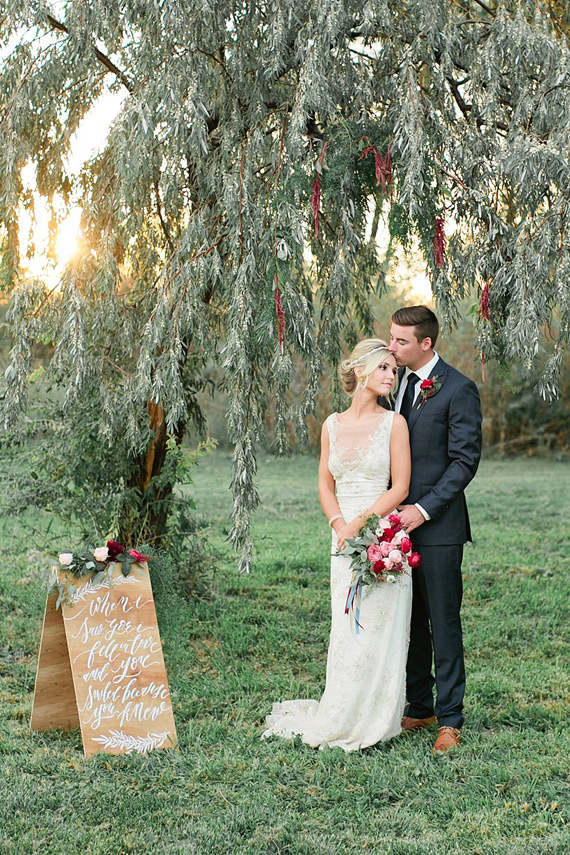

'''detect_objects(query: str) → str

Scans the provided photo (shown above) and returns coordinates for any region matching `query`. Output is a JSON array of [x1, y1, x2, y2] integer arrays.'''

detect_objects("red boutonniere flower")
[[417, 375, 442, 409]]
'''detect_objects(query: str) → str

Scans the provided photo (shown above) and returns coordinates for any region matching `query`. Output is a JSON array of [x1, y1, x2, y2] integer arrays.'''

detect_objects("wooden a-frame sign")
[[31, 562, 177, 756]]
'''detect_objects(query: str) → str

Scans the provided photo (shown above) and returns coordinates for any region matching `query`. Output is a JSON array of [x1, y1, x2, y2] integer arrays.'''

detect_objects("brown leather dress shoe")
[[401, 715, 438, 731], [433, 726, 461, 755]]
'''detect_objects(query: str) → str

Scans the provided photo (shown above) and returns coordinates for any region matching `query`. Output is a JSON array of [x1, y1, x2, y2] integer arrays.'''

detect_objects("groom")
[[388, 306, 482, 755]]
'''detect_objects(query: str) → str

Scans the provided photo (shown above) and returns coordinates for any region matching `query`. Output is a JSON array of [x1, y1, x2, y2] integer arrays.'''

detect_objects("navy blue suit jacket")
[[398, 358, 482, 547]]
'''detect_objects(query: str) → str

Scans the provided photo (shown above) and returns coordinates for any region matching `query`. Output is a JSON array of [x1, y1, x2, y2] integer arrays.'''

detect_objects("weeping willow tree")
[[1, 0, 569, 570]]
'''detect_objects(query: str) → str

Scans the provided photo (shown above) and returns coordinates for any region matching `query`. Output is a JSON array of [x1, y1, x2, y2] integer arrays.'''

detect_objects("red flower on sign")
[[129, 549, 150, 563], [106, 540, 125, 560]]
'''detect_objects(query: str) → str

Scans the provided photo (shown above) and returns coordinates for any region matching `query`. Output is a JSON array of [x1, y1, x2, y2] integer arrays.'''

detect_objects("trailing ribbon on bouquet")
[[345, 568, 365, 637]]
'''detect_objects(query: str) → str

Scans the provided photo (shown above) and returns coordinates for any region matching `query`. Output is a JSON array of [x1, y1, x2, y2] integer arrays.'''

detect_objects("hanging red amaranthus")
[[479, 279, 490, 321], [274, 275, 285, 351], [478, 279, 491, 383], [433, 216, 447, 269], [312, 177, 321, 238], [311, 141, 329, 239], [360, 143, 393, 195]]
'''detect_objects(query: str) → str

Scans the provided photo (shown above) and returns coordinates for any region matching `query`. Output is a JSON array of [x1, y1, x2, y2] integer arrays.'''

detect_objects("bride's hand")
[[335, 518, 361, 551]]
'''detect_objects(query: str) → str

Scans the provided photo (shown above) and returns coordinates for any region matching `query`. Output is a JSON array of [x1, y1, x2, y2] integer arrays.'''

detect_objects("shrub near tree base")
[[1, 2, 569, 570]]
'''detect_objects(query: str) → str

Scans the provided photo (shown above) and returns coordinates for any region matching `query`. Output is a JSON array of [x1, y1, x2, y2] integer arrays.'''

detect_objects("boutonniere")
[[417, 375, 442, 409]]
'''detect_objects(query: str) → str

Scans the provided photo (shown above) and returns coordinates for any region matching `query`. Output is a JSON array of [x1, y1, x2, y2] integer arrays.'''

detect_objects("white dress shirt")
[[395, 352, 440, 521], [394, 351, 440, 413]]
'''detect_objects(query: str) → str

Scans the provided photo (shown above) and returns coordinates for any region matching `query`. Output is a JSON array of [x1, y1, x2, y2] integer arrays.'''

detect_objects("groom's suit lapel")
[[406, 358, 447, 432]]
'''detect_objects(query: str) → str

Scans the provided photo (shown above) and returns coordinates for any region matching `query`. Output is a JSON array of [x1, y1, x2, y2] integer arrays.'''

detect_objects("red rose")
[[380, 527, 397, 542], [106, 540, 125, 561], [420, 378, 434, 390], [400, 537, 413, 554], [129, 548, 150, 563], [388, 514, 402, 531], [372, 559, 386, 575], [408, 552, 422, 568]]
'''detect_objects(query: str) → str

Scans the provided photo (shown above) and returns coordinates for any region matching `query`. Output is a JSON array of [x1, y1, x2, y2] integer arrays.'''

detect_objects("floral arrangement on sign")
[[48, 541, 150, 608], [339, 512, 421, 634]]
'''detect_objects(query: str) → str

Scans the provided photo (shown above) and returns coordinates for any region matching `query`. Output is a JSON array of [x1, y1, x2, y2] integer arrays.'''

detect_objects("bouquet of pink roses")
[[339, 512, 421, 634]]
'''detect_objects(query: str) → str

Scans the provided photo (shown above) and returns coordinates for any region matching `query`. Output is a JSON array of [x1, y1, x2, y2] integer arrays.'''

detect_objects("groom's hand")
[[397, 504, 425, 534]]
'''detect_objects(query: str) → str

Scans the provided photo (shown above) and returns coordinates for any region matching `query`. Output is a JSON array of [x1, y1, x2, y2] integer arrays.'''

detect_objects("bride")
[[263, 339, 412, 751]]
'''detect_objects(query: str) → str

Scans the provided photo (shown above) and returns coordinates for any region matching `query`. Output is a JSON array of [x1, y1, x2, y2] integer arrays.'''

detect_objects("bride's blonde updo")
[[339, 339, 397, 396]]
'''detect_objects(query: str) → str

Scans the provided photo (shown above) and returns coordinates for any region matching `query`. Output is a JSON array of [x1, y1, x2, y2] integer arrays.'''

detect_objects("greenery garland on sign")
[[48, 541, 150, 608]]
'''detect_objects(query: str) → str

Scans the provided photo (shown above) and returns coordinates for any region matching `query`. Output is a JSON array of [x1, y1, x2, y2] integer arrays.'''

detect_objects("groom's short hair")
[[391, 305, 439, 347]]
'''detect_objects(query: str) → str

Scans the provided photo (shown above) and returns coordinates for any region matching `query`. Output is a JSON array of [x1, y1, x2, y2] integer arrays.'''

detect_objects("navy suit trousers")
[[405, 543, 465, 729]]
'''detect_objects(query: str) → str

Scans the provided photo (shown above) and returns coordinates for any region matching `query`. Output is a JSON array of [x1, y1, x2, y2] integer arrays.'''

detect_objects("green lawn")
[[0, 454, 568, 854]]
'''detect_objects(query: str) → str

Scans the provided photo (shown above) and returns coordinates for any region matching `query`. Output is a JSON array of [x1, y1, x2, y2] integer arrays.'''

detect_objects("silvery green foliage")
[[1, 1, 569, 570]]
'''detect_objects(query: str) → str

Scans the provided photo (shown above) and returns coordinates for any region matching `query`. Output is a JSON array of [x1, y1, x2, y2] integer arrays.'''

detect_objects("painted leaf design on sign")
[[92, 730, 171, 754]]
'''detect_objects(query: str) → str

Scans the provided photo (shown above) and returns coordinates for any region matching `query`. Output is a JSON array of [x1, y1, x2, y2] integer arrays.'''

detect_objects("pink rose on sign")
[[93, 546, 109, 563], [388, 549, 403, 564], [408, 552, 422, 568], [379, 541, 393, 557], [400, 537, 413, 554], [59, 553, 73, 566], [367, 543, 383, 563]]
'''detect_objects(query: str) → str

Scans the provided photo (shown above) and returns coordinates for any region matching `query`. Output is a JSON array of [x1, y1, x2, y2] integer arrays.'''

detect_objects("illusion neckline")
[[335, 410, 388, 426]]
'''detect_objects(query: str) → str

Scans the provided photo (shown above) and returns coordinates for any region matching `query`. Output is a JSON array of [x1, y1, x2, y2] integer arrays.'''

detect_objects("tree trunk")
[[117, 401, 179, 546]]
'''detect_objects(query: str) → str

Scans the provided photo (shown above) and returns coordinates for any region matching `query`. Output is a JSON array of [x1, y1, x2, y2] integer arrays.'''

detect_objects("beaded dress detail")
[[263, 411, 412, 751]]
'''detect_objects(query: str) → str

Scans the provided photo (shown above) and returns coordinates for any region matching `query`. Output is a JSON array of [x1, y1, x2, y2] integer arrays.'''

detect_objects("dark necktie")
[[400, 373, 419, 420]]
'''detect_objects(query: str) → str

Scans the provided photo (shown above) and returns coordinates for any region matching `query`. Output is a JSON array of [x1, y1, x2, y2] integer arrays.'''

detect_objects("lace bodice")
[[327, 411, 394, 519]]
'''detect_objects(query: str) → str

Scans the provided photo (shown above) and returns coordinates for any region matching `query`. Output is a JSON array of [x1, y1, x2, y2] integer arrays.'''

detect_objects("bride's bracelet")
[[328, 514, 343, 527]]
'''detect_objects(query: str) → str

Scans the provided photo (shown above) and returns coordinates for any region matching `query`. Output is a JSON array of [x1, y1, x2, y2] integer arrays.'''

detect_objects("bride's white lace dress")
[[262, 410, 412, 751]]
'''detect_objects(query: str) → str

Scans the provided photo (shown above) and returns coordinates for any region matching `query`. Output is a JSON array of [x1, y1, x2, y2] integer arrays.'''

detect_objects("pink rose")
[[367, 544, 383, 563], [93, 547, 109, 563], [129, 548, 150, 563], [58, 553, 73, 566], [389, 549, 403, 564], [408, 552, 422, 568], [400, 537, 413, 554], [379, 541, 392, 557]]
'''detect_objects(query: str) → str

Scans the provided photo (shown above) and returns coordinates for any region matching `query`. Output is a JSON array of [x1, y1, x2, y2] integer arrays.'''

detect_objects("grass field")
[[0, 453, 568, 854]]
